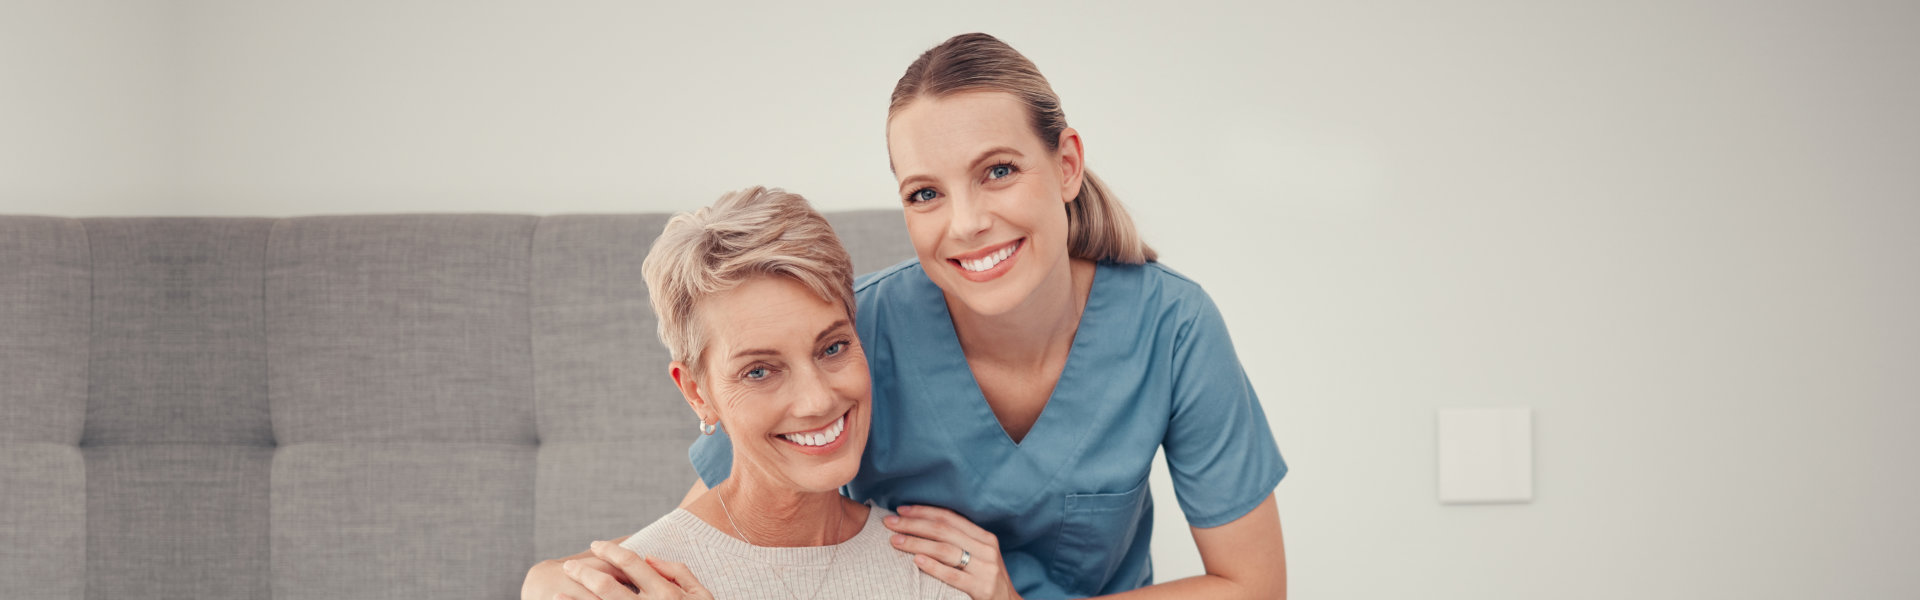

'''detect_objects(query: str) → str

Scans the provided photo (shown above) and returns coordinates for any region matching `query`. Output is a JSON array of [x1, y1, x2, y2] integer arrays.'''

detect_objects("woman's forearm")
[[1095, 573, 1283, 600], [1095, 495, 1287, 600]]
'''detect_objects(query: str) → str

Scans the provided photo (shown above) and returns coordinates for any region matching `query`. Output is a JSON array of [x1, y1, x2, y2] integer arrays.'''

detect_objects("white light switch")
[[1437, 407, 1533, 504]]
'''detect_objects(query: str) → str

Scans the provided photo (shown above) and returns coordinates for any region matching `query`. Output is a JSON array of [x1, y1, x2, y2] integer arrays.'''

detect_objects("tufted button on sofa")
[[0, 211, 912, 600]]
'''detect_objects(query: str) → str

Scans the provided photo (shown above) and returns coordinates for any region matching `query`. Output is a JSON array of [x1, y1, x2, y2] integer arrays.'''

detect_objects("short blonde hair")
[[890, 32, 1156, 264], [640, 186, 856, 376]]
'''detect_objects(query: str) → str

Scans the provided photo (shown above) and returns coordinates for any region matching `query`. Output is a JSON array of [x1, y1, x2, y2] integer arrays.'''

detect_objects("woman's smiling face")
[[887, 91, 1085, 317], [677, 275, 870, 494]]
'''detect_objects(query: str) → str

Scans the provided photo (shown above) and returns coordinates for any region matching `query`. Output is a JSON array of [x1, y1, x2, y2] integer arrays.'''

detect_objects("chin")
[[946, 282, 1033, 318], [796, 458, 861, 493], [794, 439, 868, 493]]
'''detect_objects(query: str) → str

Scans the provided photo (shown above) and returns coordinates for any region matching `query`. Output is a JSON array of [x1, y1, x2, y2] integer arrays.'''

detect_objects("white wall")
[[5, 1, 1918, 597], [0, 0, 177, 214]]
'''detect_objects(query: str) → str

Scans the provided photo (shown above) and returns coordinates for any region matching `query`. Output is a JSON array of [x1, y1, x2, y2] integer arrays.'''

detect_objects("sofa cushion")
[[0, 217, 88, 600], [82, 218, 273, 446], [80, 218, 276, 600], [267, 215, 539, 445], [0, 216, 88, 444]]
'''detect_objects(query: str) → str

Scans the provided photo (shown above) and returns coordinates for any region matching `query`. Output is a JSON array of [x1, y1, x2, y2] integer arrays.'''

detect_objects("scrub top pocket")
[[1048, 474, 1152, 597]]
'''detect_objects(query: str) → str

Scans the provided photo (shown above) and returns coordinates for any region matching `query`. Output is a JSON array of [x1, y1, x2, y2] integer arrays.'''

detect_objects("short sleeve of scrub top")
[[688, 259, 1285, 599]]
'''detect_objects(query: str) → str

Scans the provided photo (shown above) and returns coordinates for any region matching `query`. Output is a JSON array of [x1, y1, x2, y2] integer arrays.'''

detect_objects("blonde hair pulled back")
[[889, 32, 1156, 264]]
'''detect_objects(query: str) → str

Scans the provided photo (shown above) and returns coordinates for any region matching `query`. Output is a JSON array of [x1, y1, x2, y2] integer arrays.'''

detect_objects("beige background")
[[4, 1, 1917, 597]]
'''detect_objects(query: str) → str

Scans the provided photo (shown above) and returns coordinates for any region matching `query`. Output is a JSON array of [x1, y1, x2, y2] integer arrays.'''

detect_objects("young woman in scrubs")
[[526, 33, 1287, 600]]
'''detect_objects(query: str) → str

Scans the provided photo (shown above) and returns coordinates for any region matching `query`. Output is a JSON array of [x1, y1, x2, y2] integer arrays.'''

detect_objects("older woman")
[[557, 186, 965, 600]]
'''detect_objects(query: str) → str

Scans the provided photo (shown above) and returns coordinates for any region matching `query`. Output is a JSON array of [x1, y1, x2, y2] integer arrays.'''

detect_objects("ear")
[[670, 360, 715, 426], [1055, 127, 1087, 203]]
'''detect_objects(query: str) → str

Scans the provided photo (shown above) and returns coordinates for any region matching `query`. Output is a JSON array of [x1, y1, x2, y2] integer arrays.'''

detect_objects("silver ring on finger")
[[955, 549, 971, 570]]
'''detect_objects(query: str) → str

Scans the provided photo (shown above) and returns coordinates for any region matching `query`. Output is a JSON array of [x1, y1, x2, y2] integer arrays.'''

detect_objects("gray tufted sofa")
[[0, 211, 913, 599]]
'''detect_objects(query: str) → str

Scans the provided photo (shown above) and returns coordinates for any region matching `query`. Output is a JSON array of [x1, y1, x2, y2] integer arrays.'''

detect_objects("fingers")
[[890, 533, 963, 566], [893, 505, 996, 547], [563, 559, 637, 600], [885, 512, 995, 553], [569, 557, 627, 585], [525, 558, 601, 600], [588, 541, 677, 594], [645, 557, 713, 599], [911, 553, 988, 600], [889, 508, 1015, 600], [893, 531, 1002, 600]]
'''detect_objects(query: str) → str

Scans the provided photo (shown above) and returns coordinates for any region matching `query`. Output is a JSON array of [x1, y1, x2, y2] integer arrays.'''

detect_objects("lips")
[[947, 238, 1023, 281], [776, 413, 846, 447]]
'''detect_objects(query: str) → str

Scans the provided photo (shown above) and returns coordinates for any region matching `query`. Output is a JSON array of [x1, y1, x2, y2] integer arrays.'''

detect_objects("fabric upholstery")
[[0, 208, 915, 599], [529, 214, 694, 559], [82, 218, 273, 446], [825, 209, 916, 277], [267, 215, 539, 446], [1, 445, 86, 600], [0, 216, 89, 445], [271, 443, 535, 599], [0, 217, 89, 600], [87, 445, 273, 599], [266, 215, 540, 598], [81, 218, 275, 600]]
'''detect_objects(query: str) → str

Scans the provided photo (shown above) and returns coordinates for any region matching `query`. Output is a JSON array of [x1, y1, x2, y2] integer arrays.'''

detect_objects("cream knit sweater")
[[620, 503, 969, 600]]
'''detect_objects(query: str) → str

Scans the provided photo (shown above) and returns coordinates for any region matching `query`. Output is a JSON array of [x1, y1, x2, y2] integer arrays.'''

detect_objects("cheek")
[[1018, 190, 1071, 240], [828, 373, 871, 414], [832, 369, 871, 402], [716, 388, 771, 434], [902, 211, 942, 250]]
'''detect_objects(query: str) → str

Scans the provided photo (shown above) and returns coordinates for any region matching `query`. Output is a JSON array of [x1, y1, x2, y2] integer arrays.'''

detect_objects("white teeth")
[[959, 243, 1017, 272], [781, 415, 846, 447]]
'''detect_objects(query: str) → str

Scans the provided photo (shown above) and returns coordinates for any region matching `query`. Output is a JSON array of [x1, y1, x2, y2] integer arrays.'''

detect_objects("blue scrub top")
[[690, 259, 1286, 599]]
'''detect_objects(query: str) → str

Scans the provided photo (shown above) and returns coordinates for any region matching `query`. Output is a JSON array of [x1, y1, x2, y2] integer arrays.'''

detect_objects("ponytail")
[[1067, 169, 1156, 264]]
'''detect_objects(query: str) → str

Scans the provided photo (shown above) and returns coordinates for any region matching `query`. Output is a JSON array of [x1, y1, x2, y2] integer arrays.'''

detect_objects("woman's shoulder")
[[853, 258, 930, 298], [1096, 260, 1223, 324], [842, 504, 969, 599], [619, 504, 963, 599], [617, 509, 708, 559], [851, 259, 942, 338], [1105, 259, 1208, 296]]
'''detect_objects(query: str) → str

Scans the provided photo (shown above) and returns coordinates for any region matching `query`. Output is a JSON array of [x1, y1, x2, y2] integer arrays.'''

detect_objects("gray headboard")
[[0, 210, 913, 599]]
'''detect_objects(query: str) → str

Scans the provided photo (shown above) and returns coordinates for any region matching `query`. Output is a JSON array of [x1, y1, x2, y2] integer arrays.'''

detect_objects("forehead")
[[698, 276, 842, 353], [888, 92, 1042, 170]]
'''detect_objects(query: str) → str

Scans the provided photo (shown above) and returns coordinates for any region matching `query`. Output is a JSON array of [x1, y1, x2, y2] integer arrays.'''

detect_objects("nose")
[[789, 363, 838, 418], [946, 191, 992, 242]]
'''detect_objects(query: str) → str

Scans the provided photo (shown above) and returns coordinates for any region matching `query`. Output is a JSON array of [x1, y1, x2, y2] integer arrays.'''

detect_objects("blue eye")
[[823, 341, 846, 357], [907, 188, 938, 204], [987, 164, 1014, 179], [744, 367, 769, 380]]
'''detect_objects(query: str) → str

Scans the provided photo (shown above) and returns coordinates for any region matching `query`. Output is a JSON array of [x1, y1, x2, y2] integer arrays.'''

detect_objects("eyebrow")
[[726, 319, 854, 361], [815, 319, 853, 344], [896, 146, 1025, 195]]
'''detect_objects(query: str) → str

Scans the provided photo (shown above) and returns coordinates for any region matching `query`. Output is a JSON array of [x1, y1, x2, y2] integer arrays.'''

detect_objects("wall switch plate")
[[1437, 407, 1533, 504]]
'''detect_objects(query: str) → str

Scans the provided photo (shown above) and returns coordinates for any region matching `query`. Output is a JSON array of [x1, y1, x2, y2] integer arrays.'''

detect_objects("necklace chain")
[[712, 484, 841, 600]]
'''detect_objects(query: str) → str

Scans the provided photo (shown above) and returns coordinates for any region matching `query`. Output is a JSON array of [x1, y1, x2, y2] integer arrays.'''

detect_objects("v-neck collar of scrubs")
[[903, 261, 1110, 506]]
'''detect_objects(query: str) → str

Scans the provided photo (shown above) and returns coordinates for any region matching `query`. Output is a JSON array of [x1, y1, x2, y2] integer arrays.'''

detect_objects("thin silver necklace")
[[713, 485, 842, 600]]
